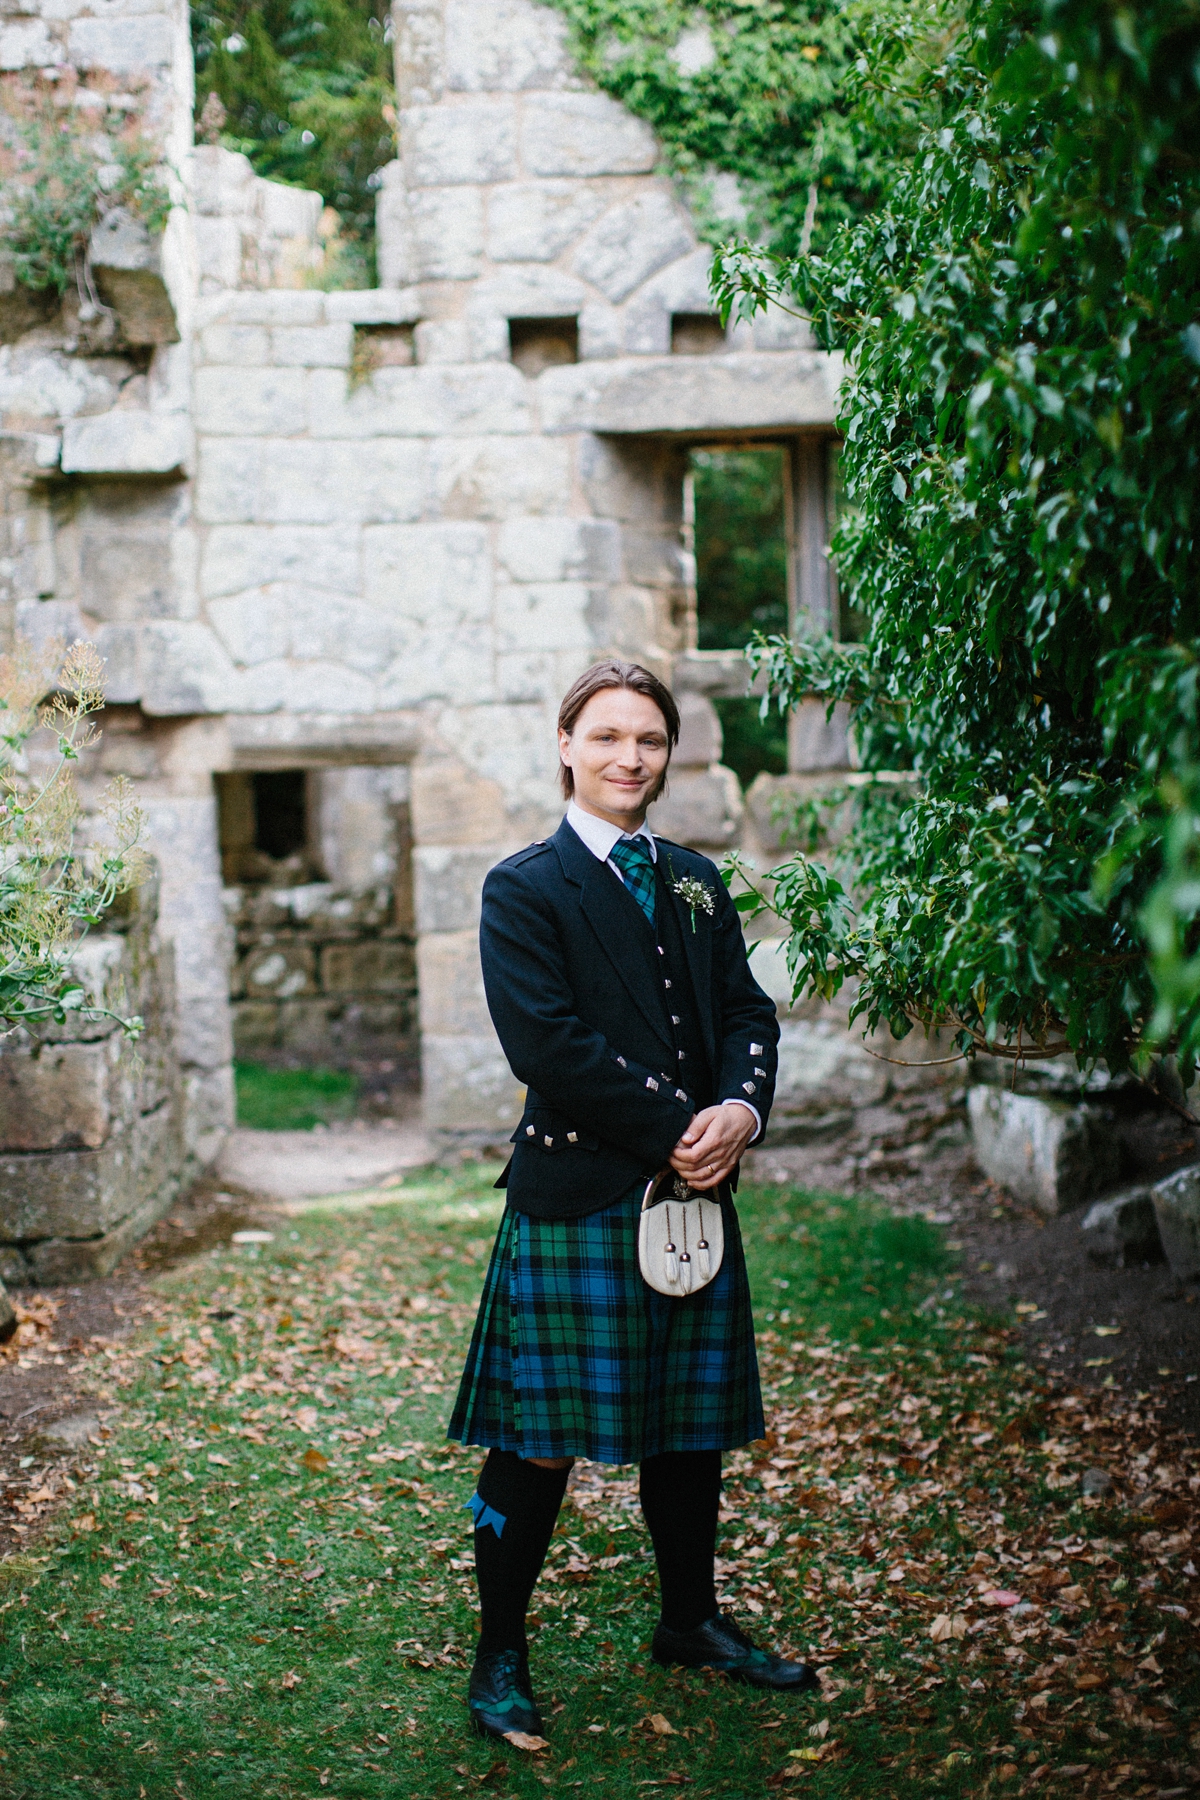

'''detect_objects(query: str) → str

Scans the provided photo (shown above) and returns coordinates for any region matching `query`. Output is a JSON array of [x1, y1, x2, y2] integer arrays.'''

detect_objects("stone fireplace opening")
[[216, 765, 418, 1117]]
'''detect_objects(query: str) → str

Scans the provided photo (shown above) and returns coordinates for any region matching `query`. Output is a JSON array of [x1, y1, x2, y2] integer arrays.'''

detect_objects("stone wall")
[[0, 875, 183, 1282]]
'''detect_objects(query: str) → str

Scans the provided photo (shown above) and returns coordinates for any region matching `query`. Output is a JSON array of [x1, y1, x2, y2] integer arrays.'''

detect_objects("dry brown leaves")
[[0, 1295, 58, 1363]]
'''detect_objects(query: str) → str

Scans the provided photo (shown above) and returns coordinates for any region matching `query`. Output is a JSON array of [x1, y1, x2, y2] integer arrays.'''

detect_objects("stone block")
[[256, 177, 322, 240], [198, 438, 426, 527], [191, 146, 256, 217], [67, 14, 175, 71], [268, 323, 354, 367], [403, 100, 518, 185], [418, 929, 491, 1035], [23, 1106, 183, 1283], [494, 581, 593, 653], [237, 944, 316, 1002], [673, 692, 723, 768], [136, 621, 246, 714], [324, 288, 423, 325], [194, 365, 308, 436], [444, 0, 573, 91], [649, 764, 742, 849], [307, 363, 531, 437], [486, 180, 609, 263], [753, 303, 817, 352], [209, 585, 393, 675], [89, 209, 179, 345], [744, 770, 854, 856], [539, 350, 845, 435], [497, 517, 620, 583], [277, 999, 337, 1056], [60, 412, 188, 476], [197, 322, 271, 368], [429, 434, 571, 520], [193, 215, 245, 291], [200, 524, 361, 601], [321, 941, 412, 995], [421, 1032, 523, 1135], [0, 1035, 126, 1153], [411, 759, 510, 846], [414, 319, 473, 364], [765, 1014, 889, 1140], [197, 291, 326, 327], [384, 185, 485, 283], [364, 521, 491, 622], [414, 845, 506, 934], [0, 17, 54, 69], [572, 192, 695, 303], [1150, 1163, 1200, 1282], [1080, 1186, 1163, 1268], [791, 697, 856, 772], [521, 91, 658, 178], [182, 1064, 235, 1169], [967, 1087, 1121, 1215], [579, 301, 624, 360], [0, 1089, 180, 1248]]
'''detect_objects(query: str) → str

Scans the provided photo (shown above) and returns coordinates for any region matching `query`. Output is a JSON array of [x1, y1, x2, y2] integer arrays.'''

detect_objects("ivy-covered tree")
[[546, 0, 882, 253], [712, 0, 1200, 1075], [192, 0, 395, 267]]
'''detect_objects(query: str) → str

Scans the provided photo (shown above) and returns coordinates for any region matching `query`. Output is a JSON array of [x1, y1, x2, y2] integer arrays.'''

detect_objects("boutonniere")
[[667, 857, 716, 934]]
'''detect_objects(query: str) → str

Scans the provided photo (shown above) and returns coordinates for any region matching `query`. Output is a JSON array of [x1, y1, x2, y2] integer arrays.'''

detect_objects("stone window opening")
[[350, 323, 415, 386], [217, 766, 418, 1118], [508, 316, 578, 376], [671, 313, 728, 356]]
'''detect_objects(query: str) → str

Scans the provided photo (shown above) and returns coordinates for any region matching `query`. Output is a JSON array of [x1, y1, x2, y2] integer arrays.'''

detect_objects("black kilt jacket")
[[480, 816, 780, 1220]]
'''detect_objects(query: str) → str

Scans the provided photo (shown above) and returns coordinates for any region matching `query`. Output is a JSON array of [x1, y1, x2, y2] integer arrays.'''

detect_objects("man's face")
[[559, 688, 671, 828]]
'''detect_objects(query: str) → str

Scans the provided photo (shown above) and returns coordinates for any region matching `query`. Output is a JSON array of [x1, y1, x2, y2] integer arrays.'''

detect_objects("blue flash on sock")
[[464, 1490, 506, 1537]]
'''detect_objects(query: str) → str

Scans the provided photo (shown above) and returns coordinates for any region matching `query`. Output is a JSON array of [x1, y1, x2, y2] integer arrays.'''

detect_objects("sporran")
[[638, 1170, 725, 1297]]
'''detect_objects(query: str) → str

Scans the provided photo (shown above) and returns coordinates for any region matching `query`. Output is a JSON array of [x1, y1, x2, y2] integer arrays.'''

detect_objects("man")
[[448, 658, 818, 1742]]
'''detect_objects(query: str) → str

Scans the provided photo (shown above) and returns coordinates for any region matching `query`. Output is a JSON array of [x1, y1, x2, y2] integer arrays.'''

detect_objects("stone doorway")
[[216, 764, 418, 1118]]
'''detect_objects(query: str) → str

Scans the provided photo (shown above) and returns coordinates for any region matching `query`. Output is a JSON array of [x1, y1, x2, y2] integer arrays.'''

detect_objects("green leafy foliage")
[[192, 0, 395, 257], [0, 640, 146, 1032], [545, 0, 879, 251], [715, 0, 1200, 1074], [1, 93, 173, 296]]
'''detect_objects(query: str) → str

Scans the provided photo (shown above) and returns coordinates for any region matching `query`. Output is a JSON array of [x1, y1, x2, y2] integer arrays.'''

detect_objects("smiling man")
[[447, 659, 818, 1743]]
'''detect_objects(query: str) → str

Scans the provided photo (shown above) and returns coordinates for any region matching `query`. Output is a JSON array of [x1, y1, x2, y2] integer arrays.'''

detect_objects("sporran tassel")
[[678, 1250, 692, 1292], [697, 1236, 711, 1280], [662, 1210, 679, 1285]]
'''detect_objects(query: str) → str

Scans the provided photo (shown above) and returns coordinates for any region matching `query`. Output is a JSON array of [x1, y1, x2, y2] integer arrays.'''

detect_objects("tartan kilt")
[[447, 1186, 764, 1465]]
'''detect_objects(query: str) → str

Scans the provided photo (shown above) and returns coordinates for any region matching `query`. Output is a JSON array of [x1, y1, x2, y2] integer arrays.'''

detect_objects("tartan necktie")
[[609, 835, 657, 928]]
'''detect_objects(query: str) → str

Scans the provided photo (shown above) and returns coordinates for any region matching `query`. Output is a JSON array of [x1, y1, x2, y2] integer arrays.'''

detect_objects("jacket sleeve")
[[479, 859, 694, 1168], [710, 863, 780, 1134]]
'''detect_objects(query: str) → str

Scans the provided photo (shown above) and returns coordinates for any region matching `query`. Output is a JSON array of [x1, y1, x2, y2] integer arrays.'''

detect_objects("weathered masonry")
[[0, 0, 849, 1252]]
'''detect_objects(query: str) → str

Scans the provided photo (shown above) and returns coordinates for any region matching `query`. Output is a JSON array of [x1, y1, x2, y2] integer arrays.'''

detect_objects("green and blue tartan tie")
[[609, 835, 657, 928]]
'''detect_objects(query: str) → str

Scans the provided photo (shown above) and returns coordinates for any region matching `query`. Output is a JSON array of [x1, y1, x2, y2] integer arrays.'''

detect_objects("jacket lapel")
[[659, 847, 717, 1068], [551, 818, 674, 1051]]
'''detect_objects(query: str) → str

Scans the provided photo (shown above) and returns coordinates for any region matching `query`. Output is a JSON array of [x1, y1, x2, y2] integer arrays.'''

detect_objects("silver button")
[[617, 1056, 627, 1067], [646, 1076, 659, 1091], [664, 980, 672, 989], [750, 1042, 762, 1056], [544, 1135, 554, 1147], [742, 1080, 756, 1095], [567, 1131, 578, 1144], [754, 1067, 767, 1077], [675, 1089, 687, 1101], [526, 1125, 535, 1137], [671, 1014, 681, 1025], [678, 1050, 686, 1059], [657, 946, 664, 955]]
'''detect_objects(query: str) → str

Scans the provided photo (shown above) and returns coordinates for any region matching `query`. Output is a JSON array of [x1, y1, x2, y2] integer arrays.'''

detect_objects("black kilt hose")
[[448, 817, 779, 1466]]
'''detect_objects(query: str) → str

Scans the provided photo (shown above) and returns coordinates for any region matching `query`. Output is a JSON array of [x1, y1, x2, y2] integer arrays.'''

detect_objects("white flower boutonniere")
[[668, 861, 716, 934]]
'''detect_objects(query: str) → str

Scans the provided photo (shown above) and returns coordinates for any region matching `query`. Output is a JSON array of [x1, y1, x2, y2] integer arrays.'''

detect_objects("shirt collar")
[[566, 799, 658, 864]]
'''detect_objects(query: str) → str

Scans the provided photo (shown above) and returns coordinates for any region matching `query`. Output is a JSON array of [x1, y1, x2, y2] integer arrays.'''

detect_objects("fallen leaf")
[[1092, 1326, 1121, 1337], [301, 1565, 325, 1582], [1074, 1672, 1105, 1691], [280, 1670, 301, 1690], [787, 1747, 825, 1762], [207, 1454, 231, 1467], [929, 1615, 953, 1642], [301, 1449, 330, 1473], [649, 1713, 677, 1736], [809, 1718, 830, 1740], [502, 1731, 548, 1753], [74, 1515, 96, 1533], [981, 1589, 1021, 1608]]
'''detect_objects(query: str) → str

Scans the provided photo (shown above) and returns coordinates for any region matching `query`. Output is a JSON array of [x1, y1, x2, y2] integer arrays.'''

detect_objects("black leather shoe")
[[652, 1613, 820, 1692], [467, 1648, 545, 1740]]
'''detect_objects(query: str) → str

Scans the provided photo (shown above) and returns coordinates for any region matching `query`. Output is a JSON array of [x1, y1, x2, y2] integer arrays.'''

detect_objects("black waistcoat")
[[652, 864, 715, 1113]]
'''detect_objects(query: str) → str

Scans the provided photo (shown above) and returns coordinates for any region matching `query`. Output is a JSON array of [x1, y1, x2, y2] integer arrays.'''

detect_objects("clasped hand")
[[669, 1104, 756, 1191]]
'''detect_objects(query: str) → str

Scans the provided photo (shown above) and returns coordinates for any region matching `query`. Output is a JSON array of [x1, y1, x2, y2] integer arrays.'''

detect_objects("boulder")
[[89, 208, 179, 345], [967, 1086, 1122, 1214], [1079, 1185, 1163, 1267], [1150, 1163, 1200, 1282]]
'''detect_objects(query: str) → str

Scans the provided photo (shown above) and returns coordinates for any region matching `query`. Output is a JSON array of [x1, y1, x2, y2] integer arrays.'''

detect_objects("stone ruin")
[[0, 0, 980, 1280]]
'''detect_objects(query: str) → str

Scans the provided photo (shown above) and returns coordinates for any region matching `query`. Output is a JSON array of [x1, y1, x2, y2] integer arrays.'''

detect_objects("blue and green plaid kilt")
[[447, 1187, 764, 1464]]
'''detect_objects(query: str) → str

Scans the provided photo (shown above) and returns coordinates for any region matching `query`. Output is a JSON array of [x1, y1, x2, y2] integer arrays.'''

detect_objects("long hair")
[[556, 659, 681, 801]]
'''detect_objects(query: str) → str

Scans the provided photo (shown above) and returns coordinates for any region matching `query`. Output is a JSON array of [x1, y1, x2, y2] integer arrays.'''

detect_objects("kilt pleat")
[[447, 1187, 764, 1465]]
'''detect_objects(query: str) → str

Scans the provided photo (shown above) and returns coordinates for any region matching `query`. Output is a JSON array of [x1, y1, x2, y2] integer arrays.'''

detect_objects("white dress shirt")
[[564, 800, 761, 1142]]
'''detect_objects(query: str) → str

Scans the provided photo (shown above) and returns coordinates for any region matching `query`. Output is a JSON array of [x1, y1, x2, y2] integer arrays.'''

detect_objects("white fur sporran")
[[638, 1170, 725, 1297]]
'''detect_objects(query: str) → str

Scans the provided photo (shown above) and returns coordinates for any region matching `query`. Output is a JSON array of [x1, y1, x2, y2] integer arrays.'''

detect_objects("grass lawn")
[[0, 1171, 1195, 1798], [233, 1064, 359, 1131]]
